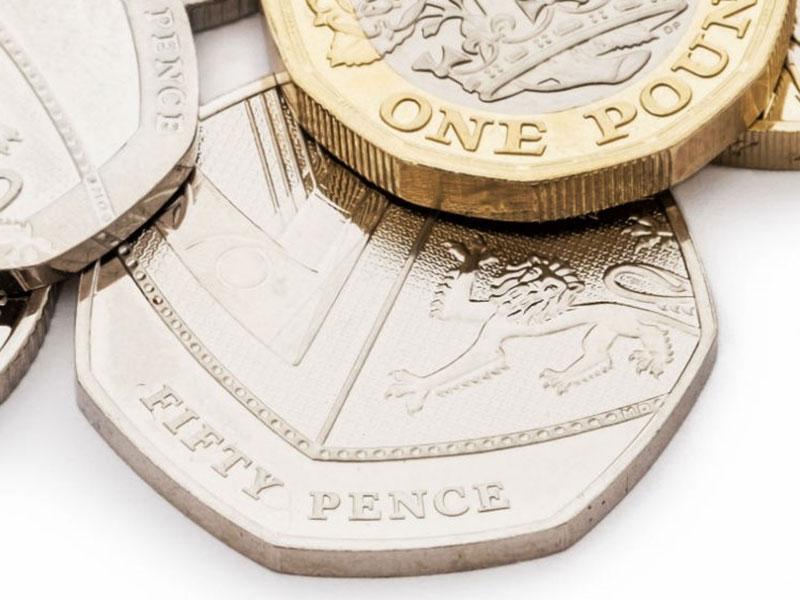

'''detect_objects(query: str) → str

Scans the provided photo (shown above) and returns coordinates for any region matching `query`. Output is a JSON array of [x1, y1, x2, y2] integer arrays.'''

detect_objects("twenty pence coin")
[[0, 0, 198, 290]]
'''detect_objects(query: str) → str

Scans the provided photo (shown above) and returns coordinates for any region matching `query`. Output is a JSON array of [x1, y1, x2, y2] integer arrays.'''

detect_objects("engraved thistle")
[[386, 236, 698, 414], [308, 0, 689, 102]]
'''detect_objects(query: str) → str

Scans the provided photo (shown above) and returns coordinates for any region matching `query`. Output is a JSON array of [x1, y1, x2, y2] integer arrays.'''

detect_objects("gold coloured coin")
[[77, 81, 716, 576], [718, 15, 800, 169], [263, 0, 792, 221]]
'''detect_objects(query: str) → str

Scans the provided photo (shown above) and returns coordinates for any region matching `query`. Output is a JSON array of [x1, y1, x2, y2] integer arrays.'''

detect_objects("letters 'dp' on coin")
[[263, 0, 793, 221], [0, 0, 198, 290], [76, 81, 717, 576]]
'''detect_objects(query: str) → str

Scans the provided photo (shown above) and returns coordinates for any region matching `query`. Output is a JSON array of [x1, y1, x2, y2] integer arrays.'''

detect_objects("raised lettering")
[[640, 77, 693, 117], [349, 492, 382, 521], [474, 482, 511, 513], [380, 93, 432, 132], [388, 490, 426, 520], [703, 0, 756, 38], [181, 423, 224, 452], [434, 487, 469, 517], [243, 467, 284, 500], [163, 407, 198, 435], [0, 170, 23, 210], [672, 33, 729, 78], [495, 120, 547, 156], [212, 445, 252, 478], [140, 386, 183, 412], [584, 102, 638, 146], [309, 492, 341, 520], [426, 108, 494, 152]]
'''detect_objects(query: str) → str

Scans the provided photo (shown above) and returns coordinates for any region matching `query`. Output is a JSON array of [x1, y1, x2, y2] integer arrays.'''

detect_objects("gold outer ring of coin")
[[717, 13, 800, 169], [264, 0, 794, 222]]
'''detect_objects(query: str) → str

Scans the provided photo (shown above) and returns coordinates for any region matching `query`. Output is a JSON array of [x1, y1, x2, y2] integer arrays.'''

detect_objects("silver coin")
[[0, 286, 55, 405], [76, 81, 717, 577], [183, 0, 260, 32], [0, 0, 198, 290]]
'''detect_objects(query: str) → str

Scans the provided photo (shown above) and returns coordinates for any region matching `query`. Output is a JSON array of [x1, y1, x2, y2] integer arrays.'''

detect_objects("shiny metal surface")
[[0, 286, 55, 405], [264, 0, 793, 221], [76, 81, 716, 576], [718, 11, 800, 169], [0, 0, 198, 290], [183, 0, 260, 32]]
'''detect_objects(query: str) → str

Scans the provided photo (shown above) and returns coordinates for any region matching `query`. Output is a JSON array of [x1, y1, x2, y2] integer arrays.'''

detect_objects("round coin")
[[0, 0, 199, 290], [183, 0, 260, 32], [0, 286, 55, 406], [717, 15, 800, 169], [263, 0, 792, 222], [77, 81, 717, 576]]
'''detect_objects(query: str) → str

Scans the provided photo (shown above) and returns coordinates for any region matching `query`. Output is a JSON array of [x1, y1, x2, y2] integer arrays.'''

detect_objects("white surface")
[[0, 15, 797, 599]]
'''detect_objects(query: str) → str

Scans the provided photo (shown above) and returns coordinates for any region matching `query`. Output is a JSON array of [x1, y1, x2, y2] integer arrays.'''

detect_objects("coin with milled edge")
[[717, 13, 800, 169], [77, 81, 716, 577], [0, 286, 55, 405], [0, 0, 198, 291], [263, 0, 792, 222], [183, 0, 260, 32]]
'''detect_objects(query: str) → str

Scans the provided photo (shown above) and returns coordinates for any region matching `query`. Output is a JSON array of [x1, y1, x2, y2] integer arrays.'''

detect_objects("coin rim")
[[1, 0, 199, 290], [264, 1, 794, 221], [74, 190, 717, 576], [0, 285, 56, 405]]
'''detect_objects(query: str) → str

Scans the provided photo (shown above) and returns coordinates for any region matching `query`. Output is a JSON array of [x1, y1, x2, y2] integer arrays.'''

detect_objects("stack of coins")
[[0, 0, 796, 577]]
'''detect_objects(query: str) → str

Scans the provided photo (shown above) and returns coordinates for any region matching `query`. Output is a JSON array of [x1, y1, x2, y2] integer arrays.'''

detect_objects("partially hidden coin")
[[0, 0, 199, 291], [718, 12, 800, 169], [263, 0, 793, 222], [183, 0, 260, 32], [77, 80, 717, 576], [0, 286, 56, 406]]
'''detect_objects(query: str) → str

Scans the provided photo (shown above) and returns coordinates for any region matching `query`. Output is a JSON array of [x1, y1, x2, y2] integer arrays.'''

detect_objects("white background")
[[0, 15, 797, 599]]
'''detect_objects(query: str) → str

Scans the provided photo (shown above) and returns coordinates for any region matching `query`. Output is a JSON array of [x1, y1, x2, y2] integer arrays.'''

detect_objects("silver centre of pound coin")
[[0, 0, 198, 289], [76, 81, 716, 577]]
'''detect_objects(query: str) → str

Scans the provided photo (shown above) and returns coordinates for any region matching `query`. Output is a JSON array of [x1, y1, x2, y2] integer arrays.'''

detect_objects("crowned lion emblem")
[[387, 236, 698, 414]]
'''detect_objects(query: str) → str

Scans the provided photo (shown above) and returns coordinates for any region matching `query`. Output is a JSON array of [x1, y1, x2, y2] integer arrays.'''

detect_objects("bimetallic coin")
[[263, 0, 792, 222], [77, 82, 717, 576], [183, 0, 260, 32], [0, 286, 55, 405], [718, 15, 800, 169], [0, 0, 198, 290]]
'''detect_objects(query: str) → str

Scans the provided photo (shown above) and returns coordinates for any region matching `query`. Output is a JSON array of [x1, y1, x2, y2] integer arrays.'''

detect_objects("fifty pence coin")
[[77, 82, 717, 577], [0, 286, 55, 405], [0, 0, 198, 290], [263, 0, 793, 221], [183, 0, 260, 32], [718, 13, 800, 169]]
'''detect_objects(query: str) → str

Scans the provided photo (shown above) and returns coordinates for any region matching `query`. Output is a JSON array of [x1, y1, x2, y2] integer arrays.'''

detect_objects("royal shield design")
[[77, 83, 716, 575]]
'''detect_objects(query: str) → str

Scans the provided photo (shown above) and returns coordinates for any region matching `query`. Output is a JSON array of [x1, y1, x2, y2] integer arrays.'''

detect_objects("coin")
[[718, 14, 800, 169], [0, 0, 199, 291], [183, 0, 260, 32], [262, 1, 792, 222], [0, 286, 55, 405], [77, 79, 716, 575]]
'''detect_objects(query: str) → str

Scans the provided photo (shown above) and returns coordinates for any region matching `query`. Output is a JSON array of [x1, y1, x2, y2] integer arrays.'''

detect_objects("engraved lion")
[[386, 237, 698, 414]]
